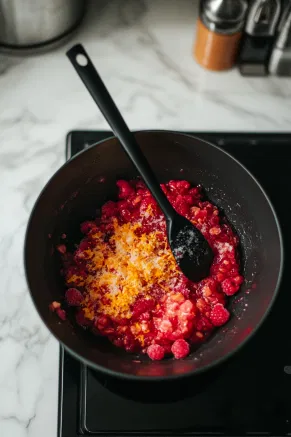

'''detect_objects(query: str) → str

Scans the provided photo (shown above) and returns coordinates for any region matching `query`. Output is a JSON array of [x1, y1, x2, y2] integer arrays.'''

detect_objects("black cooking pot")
[[24, 131, 283, 380]]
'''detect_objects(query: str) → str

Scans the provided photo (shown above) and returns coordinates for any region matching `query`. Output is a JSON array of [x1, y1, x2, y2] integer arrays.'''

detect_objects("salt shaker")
[[193, 0, 248, 71]]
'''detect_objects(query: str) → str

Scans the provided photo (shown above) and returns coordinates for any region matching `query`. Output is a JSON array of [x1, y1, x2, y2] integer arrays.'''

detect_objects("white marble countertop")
[[1, 0, 291, 436]]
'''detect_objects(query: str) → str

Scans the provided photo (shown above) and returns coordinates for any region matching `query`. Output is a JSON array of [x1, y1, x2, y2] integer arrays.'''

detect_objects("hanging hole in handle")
[[76, 54, 88, 66]]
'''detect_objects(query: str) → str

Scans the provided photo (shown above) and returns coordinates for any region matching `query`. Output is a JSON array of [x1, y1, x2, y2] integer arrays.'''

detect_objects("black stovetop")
[[59, 131, 291, 437]]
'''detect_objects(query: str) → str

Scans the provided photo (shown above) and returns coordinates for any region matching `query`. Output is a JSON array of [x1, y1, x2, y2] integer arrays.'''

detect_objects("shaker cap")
[[202, 0, 248, 33], [245, 0, 281, 37], [274, 2, 291, 50]]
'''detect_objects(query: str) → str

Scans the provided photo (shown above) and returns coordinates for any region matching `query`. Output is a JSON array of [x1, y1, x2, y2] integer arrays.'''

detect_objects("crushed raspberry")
[[179, 299, 194, 315], [116, 180, 135, 199], [138, 312, 150, 322], [168, 180, 190, 193], [57, 244, 66, 254], [210, 304, 230, 327], [80, 221, 96, 234], [171, 339, 190, 359], [147, 344, 165, 361], [159, 319, 173, 333], [56, 308, 66, 321], [96, 314, 111, 329], [175, 278, 190, 298], [101, 201, 117, 218], [65, 288, 83, 306], [132, 298, 155, 319], [53, 180, 243, 360]]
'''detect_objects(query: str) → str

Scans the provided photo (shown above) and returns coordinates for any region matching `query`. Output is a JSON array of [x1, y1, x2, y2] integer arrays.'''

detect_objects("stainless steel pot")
[[0, 0, 86, 53]]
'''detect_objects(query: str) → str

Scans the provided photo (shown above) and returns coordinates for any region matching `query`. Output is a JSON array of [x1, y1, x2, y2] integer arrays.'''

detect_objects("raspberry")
[[139, 311, 151, 321], [175, 201, 189, 216], [136, 187, 150, 198], [168, 180, 190, 193], [210, 304, 230, 327], [96, 315, 111, 330], [196, 297, 211, 314], [132, 298, 155, 319], [113, 338, 124, 348], [75, 309, 91, 327], [234, 275, 244, 285], [196, 315, 213, 332], [189, 187, 202, 198], [119, 208, 132, 222], [101, 201, 117, 218], [182, 194, 194, 205], [131, 195, 142, 206], [140, 196, 158, 214], [56, 308, 66, 321], [221, 278, 241, 296], [116, 180, 135, 199], [74, 250, 86, 264], [147, 344, 165, 361], [80, 221, 96, 234], [135, 180, 146, 190], [209, 227, 221, 236], [79, 240, 91, 251], [65, 288, 83, 306], [123, 333, 138, 352], [117, 200, 128, 210], [171, 339, 190, 359]]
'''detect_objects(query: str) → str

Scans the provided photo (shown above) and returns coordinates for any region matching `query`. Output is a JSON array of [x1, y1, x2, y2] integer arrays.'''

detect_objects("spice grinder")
[[193, 0, 248, 71]]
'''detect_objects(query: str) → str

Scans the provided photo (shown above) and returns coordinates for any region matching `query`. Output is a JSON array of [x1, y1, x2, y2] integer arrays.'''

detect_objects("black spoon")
[[67, 44, 213, 282]]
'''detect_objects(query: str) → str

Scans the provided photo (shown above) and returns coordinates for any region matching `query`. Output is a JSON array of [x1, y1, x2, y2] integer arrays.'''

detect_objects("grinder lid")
[[201, 0, 248, 34]]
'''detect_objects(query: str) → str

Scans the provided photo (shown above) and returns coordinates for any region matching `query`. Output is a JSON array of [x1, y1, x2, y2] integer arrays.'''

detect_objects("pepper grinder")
[[193, 0, 248, 71], [269, 2, 291, 76], [238, 0, 281, 76]]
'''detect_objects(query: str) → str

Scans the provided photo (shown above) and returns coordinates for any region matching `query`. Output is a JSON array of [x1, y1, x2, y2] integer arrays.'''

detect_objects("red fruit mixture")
[[52, 180, 243, 360]]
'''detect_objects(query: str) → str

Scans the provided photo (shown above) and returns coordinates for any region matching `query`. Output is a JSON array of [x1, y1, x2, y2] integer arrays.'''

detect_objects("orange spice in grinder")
[[194, 0, 248, 71]]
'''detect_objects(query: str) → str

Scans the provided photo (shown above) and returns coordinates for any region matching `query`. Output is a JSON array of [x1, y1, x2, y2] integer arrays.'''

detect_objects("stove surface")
[[59, 131, 291, 437]]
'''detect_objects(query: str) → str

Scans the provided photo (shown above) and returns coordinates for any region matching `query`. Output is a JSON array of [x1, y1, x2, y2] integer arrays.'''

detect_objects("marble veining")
[[1, 0, 291, 436]]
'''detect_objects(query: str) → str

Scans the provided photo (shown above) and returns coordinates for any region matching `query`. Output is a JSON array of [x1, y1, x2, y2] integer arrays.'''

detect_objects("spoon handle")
[[67, 44, 175, 221]]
